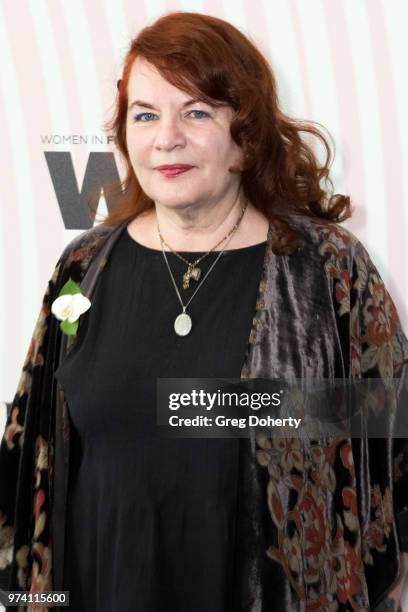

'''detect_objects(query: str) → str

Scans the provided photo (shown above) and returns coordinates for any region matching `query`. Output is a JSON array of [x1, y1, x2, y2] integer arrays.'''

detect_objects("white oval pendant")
[[174, 312, 192, 336]]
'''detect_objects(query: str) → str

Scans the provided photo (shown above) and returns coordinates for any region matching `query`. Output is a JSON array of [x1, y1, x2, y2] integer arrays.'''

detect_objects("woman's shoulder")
[[58, 220, 121, 271], [268, 214, 379, 297], [282, 213, 366, 264], [285, 213, 359, 248]]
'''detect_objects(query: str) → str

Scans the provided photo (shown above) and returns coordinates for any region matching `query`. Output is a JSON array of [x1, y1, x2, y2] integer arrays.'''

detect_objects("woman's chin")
[[153, 196, 204, 210]]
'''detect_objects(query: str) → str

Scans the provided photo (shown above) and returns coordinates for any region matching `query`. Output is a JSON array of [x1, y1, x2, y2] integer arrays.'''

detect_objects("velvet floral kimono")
[[0, 212, 408, 611]]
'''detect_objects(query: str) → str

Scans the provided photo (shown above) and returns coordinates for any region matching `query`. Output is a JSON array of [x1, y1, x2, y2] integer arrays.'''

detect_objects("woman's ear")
[[228, 162, 243, 173], [228, 151, 250, 173]]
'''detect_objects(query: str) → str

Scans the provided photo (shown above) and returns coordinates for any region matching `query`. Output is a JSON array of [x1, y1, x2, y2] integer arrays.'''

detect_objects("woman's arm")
[[351, 239, 408, 611], [0, 254, 66, 590]]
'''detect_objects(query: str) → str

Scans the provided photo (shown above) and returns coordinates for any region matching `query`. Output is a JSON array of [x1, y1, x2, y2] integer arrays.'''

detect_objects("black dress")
[[54, 226, 268, 612]]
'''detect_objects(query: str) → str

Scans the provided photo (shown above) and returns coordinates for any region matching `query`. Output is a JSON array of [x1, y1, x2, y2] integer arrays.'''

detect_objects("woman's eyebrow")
[[128, 98, 205, 111]]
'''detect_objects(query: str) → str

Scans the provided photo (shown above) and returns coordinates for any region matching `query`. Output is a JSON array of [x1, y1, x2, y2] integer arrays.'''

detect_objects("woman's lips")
[[157, 167, 193, 178]]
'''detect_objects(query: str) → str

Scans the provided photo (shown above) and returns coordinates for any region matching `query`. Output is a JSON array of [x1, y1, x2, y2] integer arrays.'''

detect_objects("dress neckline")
[[124, 226, 267, 255]]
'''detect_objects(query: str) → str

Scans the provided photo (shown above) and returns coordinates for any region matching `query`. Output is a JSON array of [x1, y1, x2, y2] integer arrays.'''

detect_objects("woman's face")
[[125, 56, 244, 210]]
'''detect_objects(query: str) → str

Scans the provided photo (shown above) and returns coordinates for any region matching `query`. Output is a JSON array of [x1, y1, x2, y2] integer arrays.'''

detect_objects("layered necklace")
[[158, 199, 249, 336]]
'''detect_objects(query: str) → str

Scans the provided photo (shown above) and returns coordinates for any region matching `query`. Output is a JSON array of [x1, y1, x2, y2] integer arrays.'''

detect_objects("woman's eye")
[[133, 112, 157, 122], [188, 110, 209, 119], [133, 110, 209, 122]]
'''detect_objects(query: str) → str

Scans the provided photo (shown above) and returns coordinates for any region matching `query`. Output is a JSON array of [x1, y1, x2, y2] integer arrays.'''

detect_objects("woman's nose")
[[154, 116, 186, 151]]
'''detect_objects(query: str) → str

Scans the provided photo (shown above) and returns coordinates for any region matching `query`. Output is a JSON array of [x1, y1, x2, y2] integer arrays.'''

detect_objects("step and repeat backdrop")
[[2, 0, 408, 405], [1, 0, 408, 608]]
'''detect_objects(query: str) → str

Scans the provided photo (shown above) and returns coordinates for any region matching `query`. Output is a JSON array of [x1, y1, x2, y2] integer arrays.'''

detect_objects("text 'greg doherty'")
[[168, 389, 283, 411], [168, 415, 303, 429]]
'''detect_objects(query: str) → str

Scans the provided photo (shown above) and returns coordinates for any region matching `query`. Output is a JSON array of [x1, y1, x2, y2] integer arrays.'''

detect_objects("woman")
[[1, 11, 408, 612]]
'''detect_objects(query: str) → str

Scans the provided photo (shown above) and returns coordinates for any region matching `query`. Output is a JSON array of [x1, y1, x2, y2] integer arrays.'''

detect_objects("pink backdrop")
[[1, 2, 408, 608], [1, 0, 407, 409]]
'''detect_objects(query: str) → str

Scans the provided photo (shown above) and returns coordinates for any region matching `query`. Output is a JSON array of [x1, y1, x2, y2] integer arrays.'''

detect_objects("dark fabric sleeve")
[[352, 240, 408, 554], [0, 254, 66, 590]]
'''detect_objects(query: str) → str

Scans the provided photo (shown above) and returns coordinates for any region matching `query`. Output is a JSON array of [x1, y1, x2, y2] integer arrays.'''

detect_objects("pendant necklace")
[[158, 227, 238, 290], [158, 200, 248, 336]]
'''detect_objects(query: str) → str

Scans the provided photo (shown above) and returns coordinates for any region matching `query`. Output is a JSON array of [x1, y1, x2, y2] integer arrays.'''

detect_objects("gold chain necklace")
[[157, 200, 248, 290], [158, 200, 248, 336]]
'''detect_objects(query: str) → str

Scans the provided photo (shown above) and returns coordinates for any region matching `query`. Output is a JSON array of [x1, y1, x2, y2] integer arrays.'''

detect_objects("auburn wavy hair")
[[99, 10, 352, 255]]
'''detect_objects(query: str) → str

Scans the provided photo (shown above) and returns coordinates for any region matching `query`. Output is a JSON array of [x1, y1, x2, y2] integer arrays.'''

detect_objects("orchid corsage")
[[51, 277, 91, 336]]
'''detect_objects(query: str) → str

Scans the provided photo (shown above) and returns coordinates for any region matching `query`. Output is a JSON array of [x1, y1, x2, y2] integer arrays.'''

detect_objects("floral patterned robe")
[[0, 213, 407, 611]]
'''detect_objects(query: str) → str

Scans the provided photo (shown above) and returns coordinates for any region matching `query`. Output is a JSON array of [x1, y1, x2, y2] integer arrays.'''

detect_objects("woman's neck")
[[127, 201, 269, 252]]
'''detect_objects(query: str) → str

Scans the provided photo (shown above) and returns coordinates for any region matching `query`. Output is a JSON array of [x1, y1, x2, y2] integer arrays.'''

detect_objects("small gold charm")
[[182, 265, 201, 289], [182, 269, 191, 289], [190, 267, 201, 281]]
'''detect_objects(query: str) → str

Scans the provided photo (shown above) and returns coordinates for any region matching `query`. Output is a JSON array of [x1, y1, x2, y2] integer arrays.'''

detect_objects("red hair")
[[100, 11, 352, 254]]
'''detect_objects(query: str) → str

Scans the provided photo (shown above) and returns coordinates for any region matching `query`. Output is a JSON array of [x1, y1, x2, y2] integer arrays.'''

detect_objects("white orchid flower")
[[51, 293, 91, 323]]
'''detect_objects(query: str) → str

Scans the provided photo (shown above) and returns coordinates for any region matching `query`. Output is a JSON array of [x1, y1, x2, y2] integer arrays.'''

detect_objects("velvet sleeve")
[[0, 253, 66, 591], [351, 240, 408, 556]]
